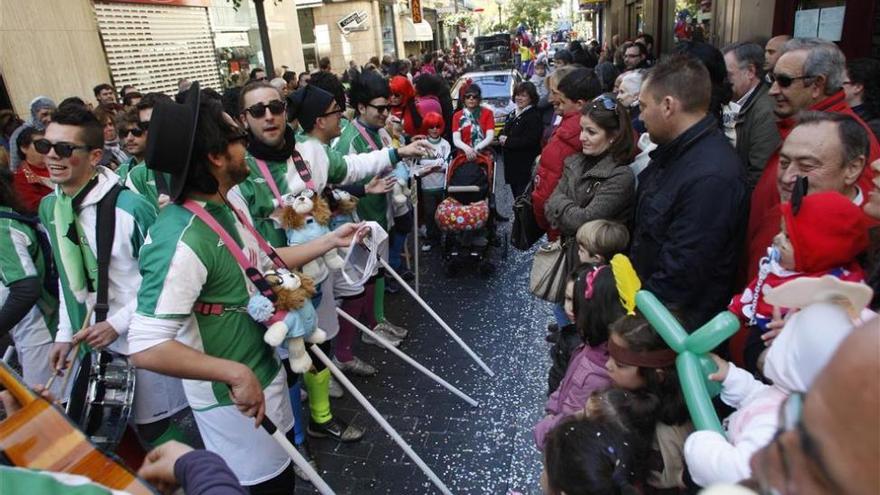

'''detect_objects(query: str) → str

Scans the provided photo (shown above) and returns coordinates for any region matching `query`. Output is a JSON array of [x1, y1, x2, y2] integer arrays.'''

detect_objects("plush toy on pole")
[[634, 291, 740, 434]]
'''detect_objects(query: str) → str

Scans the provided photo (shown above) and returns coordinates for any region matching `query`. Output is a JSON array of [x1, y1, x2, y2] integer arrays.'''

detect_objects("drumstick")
[[45, 307, 93, 393]]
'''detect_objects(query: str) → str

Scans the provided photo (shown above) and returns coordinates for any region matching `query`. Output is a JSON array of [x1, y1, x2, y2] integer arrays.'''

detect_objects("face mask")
[[340, 221, 389, 287]]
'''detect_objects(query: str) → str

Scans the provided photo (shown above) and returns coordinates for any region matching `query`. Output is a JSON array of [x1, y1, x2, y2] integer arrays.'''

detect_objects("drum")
[[66, 350, 136, 453]]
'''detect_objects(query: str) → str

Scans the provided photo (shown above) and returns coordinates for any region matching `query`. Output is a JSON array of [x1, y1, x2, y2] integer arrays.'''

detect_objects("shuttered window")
[[94, 2, 222, 95]]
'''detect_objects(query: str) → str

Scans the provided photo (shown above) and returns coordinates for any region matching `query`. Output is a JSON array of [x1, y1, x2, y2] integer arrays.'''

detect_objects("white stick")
[[378, 257, 495, 377], [2, 346, 13, 363], [260, 417, 335, 495], [309, 344, 454, 495], [413, 184, 420, 295], [336, 307, 478, 407]]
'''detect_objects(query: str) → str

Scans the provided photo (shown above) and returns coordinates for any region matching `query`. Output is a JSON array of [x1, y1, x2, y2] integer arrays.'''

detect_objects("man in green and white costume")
[[124, 93, 174, 209], [235, 82, 432, 445], [112, 107, 146, 182], [37, 105, 189, 446], [0, 174, 58, 394], [333, 70, 409, 343], [128, 84, 364, 490]]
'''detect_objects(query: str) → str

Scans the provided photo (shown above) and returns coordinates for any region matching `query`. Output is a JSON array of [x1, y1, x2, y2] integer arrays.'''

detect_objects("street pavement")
[[295, 158, 554, 494]]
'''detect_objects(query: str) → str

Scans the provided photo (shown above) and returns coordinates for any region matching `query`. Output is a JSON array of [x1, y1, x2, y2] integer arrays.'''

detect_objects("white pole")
[[336, 307, 478, 407], [378, 257, 495, 377], [310, 344, 454, 495], [260, 417, 336, 495], [1, 346, 13, 363], [412, 176, 420, 294]]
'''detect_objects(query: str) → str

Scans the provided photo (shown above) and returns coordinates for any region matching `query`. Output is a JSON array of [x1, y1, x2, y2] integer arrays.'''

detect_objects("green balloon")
[[635, 290, 742, 435]]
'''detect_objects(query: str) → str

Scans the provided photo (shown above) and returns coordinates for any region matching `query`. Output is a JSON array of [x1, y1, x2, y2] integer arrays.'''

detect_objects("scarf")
[[53, 175, 99, 304], [459, 107, 484, 147], [248, 125, 296, 162]]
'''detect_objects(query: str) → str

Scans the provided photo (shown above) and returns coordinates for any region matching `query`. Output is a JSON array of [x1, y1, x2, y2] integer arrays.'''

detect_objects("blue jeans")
[[389, 231, 407, 272]]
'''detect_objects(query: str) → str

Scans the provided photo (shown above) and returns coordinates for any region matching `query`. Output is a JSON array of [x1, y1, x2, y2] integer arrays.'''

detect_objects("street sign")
[[338, 10, 370, 34], [412, 0, 423, 24]]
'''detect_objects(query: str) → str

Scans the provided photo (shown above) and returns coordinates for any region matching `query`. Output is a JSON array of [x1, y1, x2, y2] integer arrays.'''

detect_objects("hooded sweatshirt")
[[684, 302, 856, 486], [9, 97, 56, 171]]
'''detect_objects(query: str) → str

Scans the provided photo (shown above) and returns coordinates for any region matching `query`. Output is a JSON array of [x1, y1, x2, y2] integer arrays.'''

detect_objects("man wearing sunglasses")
[[113, 107, 146, 182], [37, 104, 190, 446], [745, 38, 880, 284], [747, 322, 879, 495], [124, 93, 175, 209]]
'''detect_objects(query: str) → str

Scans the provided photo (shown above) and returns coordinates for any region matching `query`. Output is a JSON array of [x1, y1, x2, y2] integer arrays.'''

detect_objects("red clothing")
[[452, 106, 495, 147], [744, 91, 879, 283], [12, 163, 52, 214], [532, 111, 582, 240]]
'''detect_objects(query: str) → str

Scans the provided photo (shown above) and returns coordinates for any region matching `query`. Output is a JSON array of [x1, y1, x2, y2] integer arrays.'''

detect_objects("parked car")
[[548, 42, 568, 61], [451, 70, 523, 139]]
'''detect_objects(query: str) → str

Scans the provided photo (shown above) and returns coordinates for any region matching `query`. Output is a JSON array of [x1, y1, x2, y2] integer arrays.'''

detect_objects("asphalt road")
[[295, 156, 553, 494]]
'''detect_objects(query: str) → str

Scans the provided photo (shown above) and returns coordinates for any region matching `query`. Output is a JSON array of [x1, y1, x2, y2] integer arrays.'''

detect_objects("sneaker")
[[329, 376, 344, 398], [292, 441, 319, 481], [376, 320, 408, 339], [362, 327, 401, 347], [421, 242, 433, 252], [333, 356, 378, 376], [308, 416, 365, 442]]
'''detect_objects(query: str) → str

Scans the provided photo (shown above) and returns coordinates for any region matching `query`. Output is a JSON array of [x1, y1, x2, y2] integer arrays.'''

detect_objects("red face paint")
[[68, 156, 80, 167]]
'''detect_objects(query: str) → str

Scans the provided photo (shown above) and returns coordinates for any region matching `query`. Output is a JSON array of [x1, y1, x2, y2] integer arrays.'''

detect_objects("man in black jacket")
[[630, 55, 747, 328]]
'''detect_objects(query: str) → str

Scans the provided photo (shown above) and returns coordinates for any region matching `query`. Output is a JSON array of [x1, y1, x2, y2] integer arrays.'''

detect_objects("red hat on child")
[[781, 191, 869, 273]]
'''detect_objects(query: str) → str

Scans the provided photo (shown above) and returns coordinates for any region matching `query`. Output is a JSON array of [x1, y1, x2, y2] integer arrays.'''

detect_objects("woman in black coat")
[[499, 81, 544, 199]]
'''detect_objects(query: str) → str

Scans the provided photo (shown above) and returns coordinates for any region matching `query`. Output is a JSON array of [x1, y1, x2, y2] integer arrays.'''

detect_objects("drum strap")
[[95, 184, 123, 323]]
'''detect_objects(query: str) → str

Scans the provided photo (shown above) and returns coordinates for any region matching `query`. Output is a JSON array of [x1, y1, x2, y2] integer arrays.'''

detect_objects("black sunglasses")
[[464, 94, 480, 100], [244, 100, 287, 118], [319, 108, 344, 118], [137, 121, 150, 132], [121, 127, 146, 138], [367, 103, 391, 113], [768, 72, 812, 88], [33, 139, 92, 158]]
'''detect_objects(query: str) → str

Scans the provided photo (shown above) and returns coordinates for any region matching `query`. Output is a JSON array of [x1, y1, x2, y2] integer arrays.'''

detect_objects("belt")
[[193, 302, 249, 316]]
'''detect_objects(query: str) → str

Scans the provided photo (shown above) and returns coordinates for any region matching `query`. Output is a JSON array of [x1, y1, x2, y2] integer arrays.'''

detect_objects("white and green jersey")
[[0, 466, 134, 495], [38, 168, 155, 354], [128, 190, 280, 410], [0, 206, 56, 347]]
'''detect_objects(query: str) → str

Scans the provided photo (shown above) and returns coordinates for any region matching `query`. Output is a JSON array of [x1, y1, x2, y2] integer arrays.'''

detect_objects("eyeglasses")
[[33, 139, 92, 158], [367, 103, 391, 113], [768, 72, 813, 88], [121, 127, 146, 138], [464, 94, 480, 100], [243, 100, 287, 118], [319, 107, 344, 118], [758, 392, 842, 495], [591, 94, 618, 111]]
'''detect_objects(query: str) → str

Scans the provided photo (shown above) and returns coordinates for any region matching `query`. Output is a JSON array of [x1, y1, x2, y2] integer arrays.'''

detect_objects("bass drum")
[[66, 350, 136, 453]]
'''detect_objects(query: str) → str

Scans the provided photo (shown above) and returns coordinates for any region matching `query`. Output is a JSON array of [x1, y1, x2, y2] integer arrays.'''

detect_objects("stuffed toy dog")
[[280, 189, 345, 279], [247, 269, 326, 373]]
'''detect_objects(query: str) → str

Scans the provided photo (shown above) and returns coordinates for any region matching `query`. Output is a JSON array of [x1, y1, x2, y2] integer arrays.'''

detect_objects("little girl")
[[535, 254, 640, 449], [607, 314, 693, 493], [416, 112, 451, 252]]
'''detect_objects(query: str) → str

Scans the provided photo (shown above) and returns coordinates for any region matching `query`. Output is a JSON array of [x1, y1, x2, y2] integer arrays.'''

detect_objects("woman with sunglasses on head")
[[544, 93, 636, 303]]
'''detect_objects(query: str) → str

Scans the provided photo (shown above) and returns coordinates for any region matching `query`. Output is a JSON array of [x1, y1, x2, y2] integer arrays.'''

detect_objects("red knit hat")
[[780, 191, 869, 273]]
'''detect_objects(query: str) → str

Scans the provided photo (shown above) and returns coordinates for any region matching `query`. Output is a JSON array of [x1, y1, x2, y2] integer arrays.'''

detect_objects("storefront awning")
[[402, 18, 433, 42]]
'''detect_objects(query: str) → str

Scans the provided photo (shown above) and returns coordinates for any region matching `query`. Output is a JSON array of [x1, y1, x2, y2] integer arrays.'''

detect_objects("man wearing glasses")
[[113, 107, 147, 182], [748, 322, 879, 495], [124, 93, 175, 209], [37, 104, 189, 445], [745, 38, 880, 284]]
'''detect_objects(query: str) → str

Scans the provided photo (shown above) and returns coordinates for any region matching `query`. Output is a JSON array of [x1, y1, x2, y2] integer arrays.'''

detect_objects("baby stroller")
[[434, 151, 506, 276]]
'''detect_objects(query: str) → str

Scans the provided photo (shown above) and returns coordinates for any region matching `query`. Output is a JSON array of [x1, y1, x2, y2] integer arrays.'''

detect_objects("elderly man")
[[723, 42, 780, 191], [745, 38, 879, 282], [748, 321, 880, 495]]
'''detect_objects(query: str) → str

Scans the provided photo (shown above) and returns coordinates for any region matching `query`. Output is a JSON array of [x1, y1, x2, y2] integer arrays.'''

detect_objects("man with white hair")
[[722, 41, 780, 192]]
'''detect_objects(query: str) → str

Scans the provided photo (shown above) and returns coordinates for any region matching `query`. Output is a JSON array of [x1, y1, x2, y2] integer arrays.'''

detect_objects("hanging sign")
[[412, 0, 423, 24]]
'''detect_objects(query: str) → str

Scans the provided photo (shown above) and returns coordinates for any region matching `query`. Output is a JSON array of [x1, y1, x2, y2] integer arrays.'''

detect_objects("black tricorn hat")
[[145, 81, 201, 201]]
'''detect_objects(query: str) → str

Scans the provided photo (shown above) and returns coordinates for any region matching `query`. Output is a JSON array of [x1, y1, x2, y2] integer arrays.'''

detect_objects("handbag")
[[511, 179, 544, 251], [529, 238, 569, 302]]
